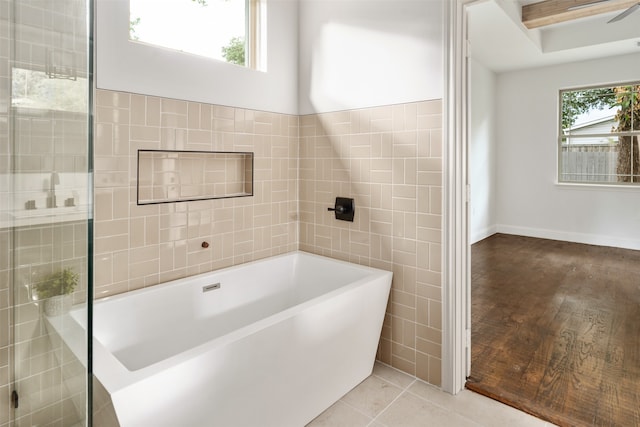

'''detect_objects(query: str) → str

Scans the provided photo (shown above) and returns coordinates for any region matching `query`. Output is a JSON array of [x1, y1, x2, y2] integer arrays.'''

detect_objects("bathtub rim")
[[81, 250, 392, 394]]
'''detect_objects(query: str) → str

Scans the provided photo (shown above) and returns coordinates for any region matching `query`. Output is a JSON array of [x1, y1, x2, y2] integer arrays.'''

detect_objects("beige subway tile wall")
[[94, 90, 442, 386], [93, 90, 299, 298], [299, 101, 443, 386]]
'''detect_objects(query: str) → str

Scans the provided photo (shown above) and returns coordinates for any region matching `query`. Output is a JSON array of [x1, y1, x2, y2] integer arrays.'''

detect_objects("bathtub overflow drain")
[[202, 283, 221, 292]]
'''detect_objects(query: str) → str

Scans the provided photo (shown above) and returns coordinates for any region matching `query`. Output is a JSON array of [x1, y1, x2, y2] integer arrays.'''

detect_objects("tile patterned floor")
[[307, 363, 557, 427]]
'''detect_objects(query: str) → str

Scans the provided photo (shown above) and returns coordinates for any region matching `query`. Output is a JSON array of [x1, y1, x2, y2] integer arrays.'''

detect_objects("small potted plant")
[[35, 267, 79, 316]]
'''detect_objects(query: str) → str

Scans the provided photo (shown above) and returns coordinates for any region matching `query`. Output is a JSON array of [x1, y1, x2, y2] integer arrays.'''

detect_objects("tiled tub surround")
[[94, 93, 442, 387], [137, 150, 254, 204], [299, 101, 443, 385], [93, 90, 299, 298]]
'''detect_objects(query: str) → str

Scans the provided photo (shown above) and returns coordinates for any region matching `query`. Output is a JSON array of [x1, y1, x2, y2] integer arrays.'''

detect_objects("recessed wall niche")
[[137, 150, 254, 205]]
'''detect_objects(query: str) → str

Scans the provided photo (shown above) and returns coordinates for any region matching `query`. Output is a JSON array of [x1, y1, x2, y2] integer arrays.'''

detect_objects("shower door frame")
[[6, 0, 94, 424]]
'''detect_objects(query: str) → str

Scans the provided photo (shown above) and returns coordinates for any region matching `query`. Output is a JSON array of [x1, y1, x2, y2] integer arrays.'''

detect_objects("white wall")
[[298, 0, 443, 115], [495, 52, 640, 250], [96, 0, 299, 114], [97, 0, 444, 116], [469, 59, 496, 244]]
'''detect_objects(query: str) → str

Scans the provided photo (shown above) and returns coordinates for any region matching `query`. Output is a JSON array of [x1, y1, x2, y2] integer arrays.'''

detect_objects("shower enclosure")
[[1, 0, 92, 425]]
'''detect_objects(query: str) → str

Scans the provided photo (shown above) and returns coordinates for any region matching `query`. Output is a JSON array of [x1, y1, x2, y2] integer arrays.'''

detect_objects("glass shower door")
[[2, 0, 92, 425]]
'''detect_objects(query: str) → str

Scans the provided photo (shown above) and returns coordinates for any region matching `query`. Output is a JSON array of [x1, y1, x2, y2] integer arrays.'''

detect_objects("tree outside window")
[[560, 83, 639, 183], [129, 0, 262, 69]]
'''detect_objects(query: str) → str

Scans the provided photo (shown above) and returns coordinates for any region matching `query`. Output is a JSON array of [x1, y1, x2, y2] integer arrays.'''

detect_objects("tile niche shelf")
[[137, 150, 254, 205]]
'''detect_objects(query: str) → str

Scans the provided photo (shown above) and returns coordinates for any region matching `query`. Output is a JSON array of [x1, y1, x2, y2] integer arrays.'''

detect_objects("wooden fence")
[[560, 144, 618, 182]]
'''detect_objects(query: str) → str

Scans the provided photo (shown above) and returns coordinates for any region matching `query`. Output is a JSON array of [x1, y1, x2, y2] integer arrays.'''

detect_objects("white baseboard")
[[471, 225, 497, 244], [496, 224, 640, 251]]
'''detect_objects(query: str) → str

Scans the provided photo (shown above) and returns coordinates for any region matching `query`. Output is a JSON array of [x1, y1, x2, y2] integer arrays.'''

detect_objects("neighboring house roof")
[[564, 115, 618, 145], [567, 115, 617, 134]]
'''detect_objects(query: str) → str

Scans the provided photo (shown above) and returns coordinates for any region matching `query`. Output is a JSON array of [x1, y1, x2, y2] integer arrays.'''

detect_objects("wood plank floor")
[[467, 234, 640, 427]]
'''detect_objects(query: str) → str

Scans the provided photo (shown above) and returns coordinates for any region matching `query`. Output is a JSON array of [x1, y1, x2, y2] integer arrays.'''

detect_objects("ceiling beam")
[[522, 0, 638, 29]]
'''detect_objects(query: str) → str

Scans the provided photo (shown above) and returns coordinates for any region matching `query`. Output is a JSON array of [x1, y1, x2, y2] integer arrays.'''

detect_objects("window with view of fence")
[[560, 144, 618, 182], [559, 83, 639, 184]]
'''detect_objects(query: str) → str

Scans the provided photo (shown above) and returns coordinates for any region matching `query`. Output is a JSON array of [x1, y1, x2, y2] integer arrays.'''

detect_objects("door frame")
[[442, 0, 476, 395]]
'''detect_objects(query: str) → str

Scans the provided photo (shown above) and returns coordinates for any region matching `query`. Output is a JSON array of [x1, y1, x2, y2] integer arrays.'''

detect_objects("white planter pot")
[[44, 294, 73, 317]]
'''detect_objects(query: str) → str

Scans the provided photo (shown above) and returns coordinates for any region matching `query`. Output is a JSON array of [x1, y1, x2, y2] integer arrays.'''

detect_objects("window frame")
[[95, 0, 297, 114], [557, 81, 640, 185], [129, 0, 265, 70]]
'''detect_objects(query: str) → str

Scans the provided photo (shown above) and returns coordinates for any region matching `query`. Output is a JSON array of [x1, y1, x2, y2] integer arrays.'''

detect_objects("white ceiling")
[[468, 0, 640, 72]]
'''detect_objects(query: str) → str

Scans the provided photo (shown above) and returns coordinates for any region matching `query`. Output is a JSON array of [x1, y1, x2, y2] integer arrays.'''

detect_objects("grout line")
[[334, 396, 374, 421], [334, 398, 376, 424], [397, 385, 487, 427], [371, 361, 418, 388], [331, 364, 552, 427], [403, 384, 488, 426], [334, 367, 417, 427], [403, 378, 452, 409], [403, 384, 551, 427], [366, 378, 418, 427]]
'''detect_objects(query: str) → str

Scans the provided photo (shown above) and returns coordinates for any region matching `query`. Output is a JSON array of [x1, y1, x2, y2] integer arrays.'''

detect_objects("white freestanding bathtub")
[[85, 251, 392, 427]]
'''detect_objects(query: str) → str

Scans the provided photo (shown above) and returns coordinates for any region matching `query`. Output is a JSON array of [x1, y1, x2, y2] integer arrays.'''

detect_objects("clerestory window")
[[129, 0, 266, 70], [559, 83, 640, 184]]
